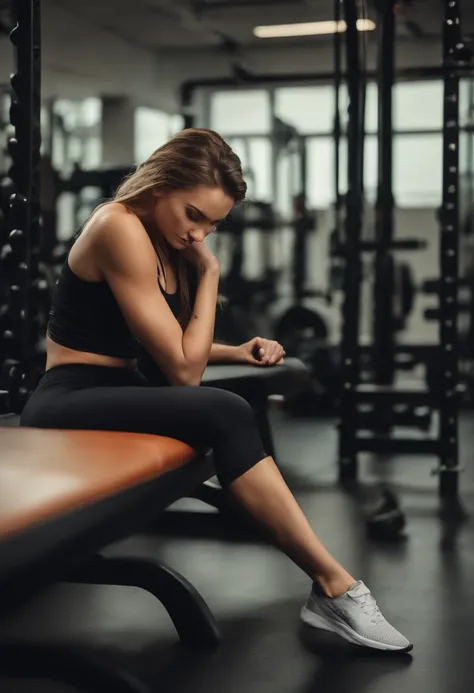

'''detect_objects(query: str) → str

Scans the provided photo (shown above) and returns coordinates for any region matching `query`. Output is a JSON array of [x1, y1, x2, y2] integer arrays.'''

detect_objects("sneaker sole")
[[300, 606, 413, 653]]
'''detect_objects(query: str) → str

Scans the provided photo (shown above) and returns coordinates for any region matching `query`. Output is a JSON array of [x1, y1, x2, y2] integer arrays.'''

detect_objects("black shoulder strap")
[[156, 248, 166, 288]]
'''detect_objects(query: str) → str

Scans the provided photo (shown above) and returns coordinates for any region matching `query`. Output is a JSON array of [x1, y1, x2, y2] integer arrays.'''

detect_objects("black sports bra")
[[47, 256, 181, 360]]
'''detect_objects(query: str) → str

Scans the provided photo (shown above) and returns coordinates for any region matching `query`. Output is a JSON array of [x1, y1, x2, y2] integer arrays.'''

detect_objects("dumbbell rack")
[[0, 0, 42, 414], [337, 0, 469, 514]]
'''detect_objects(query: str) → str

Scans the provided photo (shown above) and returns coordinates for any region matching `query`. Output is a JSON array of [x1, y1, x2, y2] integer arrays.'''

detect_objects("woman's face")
[[153, 185, 235, 250]]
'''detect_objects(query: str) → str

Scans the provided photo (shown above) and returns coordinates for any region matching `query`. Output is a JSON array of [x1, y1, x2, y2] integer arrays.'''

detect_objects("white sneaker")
[[301, 581, 413, 652]]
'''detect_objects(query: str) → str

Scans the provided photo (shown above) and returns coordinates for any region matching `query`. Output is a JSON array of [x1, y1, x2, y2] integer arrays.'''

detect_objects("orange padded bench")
[[0, 427, 219, 693]]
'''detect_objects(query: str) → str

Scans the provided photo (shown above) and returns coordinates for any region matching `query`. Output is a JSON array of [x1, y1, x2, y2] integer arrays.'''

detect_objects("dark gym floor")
[[2, 409, 474, 693]]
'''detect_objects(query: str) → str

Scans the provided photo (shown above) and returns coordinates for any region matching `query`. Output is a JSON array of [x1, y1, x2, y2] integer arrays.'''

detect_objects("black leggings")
[[20, 364, 267, 487]]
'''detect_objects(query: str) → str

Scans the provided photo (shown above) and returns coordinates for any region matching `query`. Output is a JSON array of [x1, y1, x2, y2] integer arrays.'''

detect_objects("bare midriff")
[[45, 334, 138, 372]]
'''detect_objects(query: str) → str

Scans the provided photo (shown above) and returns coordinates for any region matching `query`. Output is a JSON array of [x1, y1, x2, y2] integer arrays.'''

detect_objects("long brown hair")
[[113, 128, 247, 326]]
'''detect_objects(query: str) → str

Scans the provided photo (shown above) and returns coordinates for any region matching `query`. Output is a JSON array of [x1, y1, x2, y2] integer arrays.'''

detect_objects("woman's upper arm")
[[95, 212, 187, 382]]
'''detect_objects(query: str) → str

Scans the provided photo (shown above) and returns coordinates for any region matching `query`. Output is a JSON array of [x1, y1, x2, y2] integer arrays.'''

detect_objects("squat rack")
[[337, 0, 364, 481], [337, 0, 471, 512], [0, 0, 42, 414], [437, 0, 466, 500]]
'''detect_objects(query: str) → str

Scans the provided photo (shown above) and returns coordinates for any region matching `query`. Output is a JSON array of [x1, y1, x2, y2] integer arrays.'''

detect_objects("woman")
[[21, 128, 411, 653]]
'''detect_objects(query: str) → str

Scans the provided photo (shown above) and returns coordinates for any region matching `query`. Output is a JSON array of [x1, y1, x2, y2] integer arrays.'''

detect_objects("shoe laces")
[[351, 590, 384, 623]]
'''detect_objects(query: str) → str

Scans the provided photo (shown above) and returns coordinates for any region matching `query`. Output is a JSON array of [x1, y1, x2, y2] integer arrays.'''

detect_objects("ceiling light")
[[253, 19, 376, 39]]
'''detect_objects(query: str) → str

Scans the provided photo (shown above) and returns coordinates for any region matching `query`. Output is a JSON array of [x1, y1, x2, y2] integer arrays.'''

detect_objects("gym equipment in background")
[[214, 199, 282, 343], [337, 0, 471, 521], [275, 192, 339, 416], [364, 488, 407, 542], [0, 0, 43, 414], [259, 117, 340, 415]]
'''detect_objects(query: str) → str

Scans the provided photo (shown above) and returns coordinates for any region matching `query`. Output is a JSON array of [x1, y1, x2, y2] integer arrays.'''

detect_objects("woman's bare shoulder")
[[85, 201, 139, 231], [91, 203, 157, 273], [82, 202, 149, 247], [70, 202, 154, 280]]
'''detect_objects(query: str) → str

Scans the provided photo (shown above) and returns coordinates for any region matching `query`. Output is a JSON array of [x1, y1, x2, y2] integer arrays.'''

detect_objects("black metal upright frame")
[[373, 0, 396, 394], [333, 0, 343, 249], [0, 0, 41, 413], [337, 0, 364, 478], [437, 0, 464, 500]]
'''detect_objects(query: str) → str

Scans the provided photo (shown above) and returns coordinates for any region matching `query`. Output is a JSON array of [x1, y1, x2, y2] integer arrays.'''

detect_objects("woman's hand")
[[183, 242, 220, 275], [237, 337, 286, 367]]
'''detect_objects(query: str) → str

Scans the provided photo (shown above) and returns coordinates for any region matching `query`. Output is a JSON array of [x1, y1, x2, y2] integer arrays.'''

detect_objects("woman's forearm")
[[181, 268, 219, 383], [208, 343, 244, 363]]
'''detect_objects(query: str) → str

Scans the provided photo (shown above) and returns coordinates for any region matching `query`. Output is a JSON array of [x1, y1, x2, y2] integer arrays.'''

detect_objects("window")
[[169, 114, 184, 136], [364, 82, 378, 134], [210, 90, 271, 135], [54, 100, 80, 131], [76, 187, 102, 226], [226, 138, 249, 169], [222, 137, 272, 202], [52, 98, 102, 171], [394, 134, 442, 207], [274, 82, 378, 136], [52, 126, 66, 171], [305, 136, 376, 208], [79, 98, 102, 128], [82, 137, 102, 170], [56, 193, 76, 241], [68, 136, 82, 165], [275, 85, 338, 135], [363, 135, 378, 204], [306, 138, 337, 208], [394, 81, 443, 131], [134, 107, 170, 163], [460, 79, 474, 128], [460, 132, 474, 174], [275, 149, 293, 217], [248, 138, 273, 202]]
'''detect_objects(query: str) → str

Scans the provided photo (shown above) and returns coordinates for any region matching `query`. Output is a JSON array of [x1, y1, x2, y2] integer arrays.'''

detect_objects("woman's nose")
[[189, 228, 207, 243]]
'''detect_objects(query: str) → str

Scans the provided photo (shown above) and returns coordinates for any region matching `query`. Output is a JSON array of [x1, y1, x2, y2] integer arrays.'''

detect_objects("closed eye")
[[186, 208, 202, 223], [186, 204, 224, 227]]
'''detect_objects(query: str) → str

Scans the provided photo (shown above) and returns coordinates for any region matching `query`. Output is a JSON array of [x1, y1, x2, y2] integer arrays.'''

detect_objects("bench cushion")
[[0, 428, 195, 540], [0, 427, 214, 615]]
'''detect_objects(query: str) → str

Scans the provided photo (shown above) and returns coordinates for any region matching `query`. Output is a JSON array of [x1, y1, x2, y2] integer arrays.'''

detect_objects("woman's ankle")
[[313, 572, 356, 598]]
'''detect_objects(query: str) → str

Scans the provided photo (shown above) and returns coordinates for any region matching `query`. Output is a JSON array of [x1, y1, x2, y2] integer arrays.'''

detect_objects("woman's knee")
[[200, 387, 256, 431], [199, 388, 267, 486]]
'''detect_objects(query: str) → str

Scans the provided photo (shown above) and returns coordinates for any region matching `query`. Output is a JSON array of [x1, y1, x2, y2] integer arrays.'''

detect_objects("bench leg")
[[65, 554, 221, 648], [191, 477, 227, 510], [0, 641, 151, 693]]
